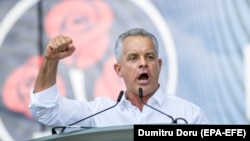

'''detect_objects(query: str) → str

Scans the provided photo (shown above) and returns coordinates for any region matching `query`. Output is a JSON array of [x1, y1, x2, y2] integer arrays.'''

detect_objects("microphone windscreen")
[[138, 88, 143, 98]]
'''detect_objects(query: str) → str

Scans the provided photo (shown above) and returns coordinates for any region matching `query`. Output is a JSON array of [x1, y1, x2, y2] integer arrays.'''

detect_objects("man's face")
[[114, 35, 162, 96]]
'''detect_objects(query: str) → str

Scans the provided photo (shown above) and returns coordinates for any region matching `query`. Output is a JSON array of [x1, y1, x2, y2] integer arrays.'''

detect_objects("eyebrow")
[[126, 51, 157, 58], [145, 52, 156, 56], [127, 53, 138, 58]]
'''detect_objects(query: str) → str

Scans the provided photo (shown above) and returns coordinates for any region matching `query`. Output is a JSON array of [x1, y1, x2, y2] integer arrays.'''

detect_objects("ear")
[[114, 63, 123, 77], [158, 58, 162, 72]]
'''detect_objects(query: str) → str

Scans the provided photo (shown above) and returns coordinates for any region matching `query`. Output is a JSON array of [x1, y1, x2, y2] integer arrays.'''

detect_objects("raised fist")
[[45, 35, 76, 60]]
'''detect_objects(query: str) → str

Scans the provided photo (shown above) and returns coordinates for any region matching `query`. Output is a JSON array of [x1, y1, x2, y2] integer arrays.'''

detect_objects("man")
[[29, 28, 208, 132]]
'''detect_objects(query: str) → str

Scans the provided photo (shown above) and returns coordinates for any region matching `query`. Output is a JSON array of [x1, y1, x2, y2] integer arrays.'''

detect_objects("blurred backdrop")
[[0, 0, 249, 140]]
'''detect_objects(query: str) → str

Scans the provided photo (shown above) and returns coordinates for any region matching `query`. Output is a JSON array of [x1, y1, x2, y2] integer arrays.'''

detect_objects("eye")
[[146, 55, 155, 60], [128, 55, 138, 61], [131, 56, 137, 60]]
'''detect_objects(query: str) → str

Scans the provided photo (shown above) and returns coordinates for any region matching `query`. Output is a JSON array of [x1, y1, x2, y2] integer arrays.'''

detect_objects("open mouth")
[[137, 73, 150, 84], [138, 73, 149, 80]]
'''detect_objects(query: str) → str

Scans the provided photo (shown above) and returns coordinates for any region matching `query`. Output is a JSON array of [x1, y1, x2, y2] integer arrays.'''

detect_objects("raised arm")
[[33, 35, 75, 93]]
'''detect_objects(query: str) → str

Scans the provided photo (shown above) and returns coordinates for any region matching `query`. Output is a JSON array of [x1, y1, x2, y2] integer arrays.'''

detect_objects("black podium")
[[30, 125, 134, 141]]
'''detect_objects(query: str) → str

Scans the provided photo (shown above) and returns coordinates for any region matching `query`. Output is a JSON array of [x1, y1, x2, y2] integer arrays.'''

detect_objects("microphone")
[[52, 90, 124, 134], [138, 88, 188, 124]]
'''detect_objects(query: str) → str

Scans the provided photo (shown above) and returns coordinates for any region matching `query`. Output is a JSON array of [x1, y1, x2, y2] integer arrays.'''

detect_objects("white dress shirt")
[[29, 84, 208, 129]]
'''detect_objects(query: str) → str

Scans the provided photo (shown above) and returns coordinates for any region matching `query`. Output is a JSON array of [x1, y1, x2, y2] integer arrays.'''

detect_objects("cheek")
[[151, 65, 161, 77], [120, 63, 137, 77], [121, 68, 134, 80], [121, 69, 129, 78]]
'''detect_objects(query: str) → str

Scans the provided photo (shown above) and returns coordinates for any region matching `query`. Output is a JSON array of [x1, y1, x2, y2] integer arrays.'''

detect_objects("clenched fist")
[[45, 35, 76, 60]]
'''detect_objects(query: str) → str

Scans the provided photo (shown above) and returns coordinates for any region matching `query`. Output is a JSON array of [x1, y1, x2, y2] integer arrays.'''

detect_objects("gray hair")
[[114, 28, 159, 62]]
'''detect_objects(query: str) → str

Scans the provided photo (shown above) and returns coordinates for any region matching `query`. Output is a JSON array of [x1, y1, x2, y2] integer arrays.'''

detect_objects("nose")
[[139, 57, 147, 68]]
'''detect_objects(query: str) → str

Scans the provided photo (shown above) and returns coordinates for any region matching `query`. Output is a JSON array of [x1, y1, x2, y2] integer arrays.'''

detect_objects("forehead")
[[122, 35, 155, 52]]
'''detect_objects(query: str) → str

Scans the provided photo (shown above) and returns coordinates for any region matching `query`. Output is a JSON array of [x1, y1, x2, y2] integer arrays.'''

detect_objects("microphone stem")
[[60, 103, 118, 133], [140, 99, 175, 122], [52, 91, 124, 134], [138, 88, 187, 124]]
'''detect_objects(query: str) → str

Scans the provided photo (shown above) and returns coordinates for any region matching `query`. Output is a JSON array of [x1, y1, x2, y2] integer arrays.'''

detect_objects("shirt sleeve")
[[28, 84, 96, 127], [194, 108, 210, 124], [28, 84, 59, 108]]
